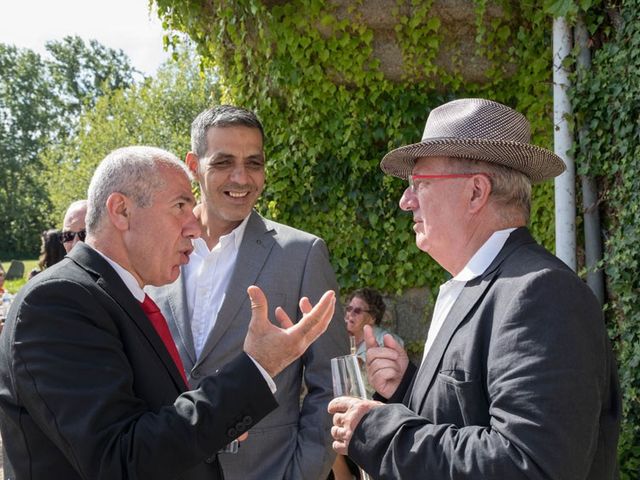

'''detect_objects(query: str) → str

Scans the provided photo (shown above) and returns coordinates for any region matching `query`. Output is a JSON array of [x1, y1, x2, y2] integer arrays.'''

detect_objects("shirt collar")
[[93, 247, 146, 302], [192, 214, 250, 254], [454, 227, 516, 282]]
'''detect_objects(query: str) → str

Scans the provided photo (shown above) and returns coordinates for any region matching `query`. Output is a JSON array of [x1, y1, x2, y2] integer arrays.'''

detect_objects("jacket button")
[[242, 416, 252, 427], [191, 369, 200, 379], [227, 428, 237, 437], [205, 454, 216, 464]]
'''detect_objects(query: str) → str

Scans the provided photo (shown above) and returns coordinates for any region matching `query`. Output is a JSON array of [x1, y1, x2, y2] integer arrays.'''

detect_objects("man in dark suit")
[[148, 106, 348, 480], [329, 98, 621, 479], [0, 146, 336, 480]]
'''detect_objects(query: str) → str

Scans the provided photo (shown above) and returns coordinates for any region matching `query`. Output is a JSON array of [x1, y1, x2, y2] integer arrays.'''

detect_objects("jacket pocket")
[[435, 370, 490, 426]]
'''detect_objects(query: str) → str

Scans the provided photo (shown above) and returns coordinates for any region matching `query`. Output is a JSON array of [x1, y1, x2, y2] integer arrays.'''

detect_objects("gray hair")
[[446, 157, 532, 223], [191, 105, 264, 157], [86, 146, 191, 233]]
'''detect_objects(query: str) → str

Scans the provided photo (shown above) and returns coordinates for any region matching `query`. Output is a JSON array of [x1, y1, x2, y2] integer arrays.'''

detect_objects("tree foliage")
[[43, 47, 220, 221], [1, 44, 60, 256], [45, 36, 136, 140], [0, 37, 135, 258]]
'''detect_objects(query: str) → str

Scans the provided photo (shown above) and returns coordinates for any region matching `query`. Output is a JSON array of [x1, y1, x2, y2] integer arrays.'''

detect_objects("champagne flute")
[[331, 354, 372, 480]]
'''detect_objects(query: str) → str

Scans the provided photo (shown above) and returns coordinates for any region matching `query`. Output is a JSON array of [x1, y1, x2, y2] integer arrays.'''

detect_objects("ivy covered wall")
[[572, 0, 640, 476], [155, 0, 556, 297]]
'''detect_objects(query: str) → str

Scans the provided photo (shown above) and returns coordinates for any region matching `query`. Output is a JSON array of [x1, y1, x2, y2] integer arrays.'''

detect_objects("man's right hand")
[[243, 285, 336, 378], [364, 325, 409, 399]]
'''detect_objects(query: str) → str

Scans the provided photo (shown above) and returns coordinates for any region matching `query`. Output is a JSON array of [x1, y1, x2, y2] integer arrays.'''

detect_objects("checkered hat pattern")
[[380, 98, 566, 183]]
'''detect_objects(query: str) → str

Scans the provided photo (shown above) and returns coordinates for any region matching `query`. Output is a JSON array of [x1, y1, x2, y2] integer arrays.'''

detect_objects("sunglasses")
[[61, 230, 87, 243], [345, 306, 370, 315]]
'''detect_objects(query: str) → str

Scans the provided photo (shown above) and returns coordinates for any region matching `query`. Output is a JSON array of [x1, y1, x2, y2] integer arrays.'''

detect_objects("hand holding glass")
[[331, 354, 372, 480]]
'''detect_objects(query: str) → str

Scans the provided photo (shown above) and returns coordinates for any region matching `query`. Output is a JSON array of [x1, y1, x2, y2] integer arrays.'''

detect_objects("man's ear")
[[105, 192, 131, 231], [185, 152, 200, 180], [469, 174, 492, 213]]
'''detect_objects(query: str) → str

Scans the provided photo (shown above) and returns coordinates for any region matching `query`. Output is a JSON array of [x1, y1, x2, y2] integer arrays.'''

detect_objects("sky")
[[0, 0, 172, 76]]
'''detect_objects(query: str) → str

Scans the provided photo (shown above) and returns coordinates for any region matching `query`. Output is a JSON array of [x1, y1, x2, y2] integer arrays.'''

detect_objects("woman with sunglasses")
[[330, 289, 406, 480], [344, 287, 404, 363]]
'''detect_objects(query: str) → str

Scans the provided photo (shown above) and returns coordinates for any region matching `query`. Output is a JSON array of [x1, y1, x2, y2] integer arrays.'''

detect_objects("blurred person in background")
[[1, 264, 10, 335], [331, 288, 405, 480], [0, 264, 6, 294], [344, 288, 404, 363], [61, 199, 88, 253], [28, 229, 67, 279]]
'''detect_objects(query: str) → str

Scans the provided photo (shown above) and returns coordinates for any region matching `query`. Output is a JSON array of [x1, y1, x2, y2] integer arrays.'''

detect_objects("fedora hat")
[[380, 98, 566, 183]]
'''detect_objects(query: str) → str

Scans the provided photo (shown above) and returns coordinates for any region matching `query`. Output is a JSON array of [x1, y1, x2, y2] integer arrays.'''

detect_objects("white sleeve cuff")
[[247, 354, 277, 394]]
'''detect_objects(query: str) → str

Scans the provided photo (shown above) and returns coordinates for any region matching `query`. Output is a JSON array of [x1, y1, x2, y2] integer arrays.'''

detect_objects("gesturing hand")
[[243, 285, 336, 378], [364, 325, 409, 399]]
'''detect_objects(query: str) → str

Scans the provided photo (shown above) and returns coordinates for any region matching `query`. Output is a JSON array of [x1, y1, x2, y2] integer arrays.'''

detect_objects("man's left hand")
[[328, 397, 383, 455], [243, 286, 335, 377]]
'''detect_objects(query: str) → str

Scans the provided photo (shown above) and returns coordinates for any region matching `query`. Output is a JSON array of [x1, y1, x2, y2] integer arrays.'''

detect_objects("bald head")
[[62, 200, 88, 253]]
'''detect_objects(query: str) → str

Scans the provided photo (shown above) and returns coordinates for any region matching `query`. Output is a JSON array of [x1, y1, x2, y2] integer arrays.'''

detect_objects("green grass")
[[2, 259, 38, 294]]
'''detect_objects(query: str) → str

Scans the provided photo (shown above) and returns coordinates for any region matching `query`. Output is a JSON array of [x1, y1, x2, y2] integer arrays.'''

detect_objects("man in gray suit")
[[329, 98, 621, 479], [149, 106, 349, 479]]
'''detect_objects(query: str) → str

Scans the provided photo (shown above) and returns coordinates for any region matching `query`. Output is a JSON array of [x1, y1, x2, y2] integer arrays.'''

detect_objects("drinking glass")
[[331, 354, 368, 399], [331, 354, 372, 480]]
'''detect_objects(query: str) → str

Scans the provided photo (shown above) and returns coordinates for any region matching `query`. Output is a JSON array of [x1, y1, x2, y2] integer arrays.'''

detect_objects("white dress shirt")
[[421, 228, 516, 364], [184, 216, 250, 359]]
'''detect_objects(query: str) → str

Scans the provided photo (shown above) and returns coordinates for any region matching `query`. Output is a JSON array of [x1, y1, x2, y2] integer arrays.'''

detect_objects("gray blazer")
[[149, 211, 349, 480], [350, 228, 620, 479]]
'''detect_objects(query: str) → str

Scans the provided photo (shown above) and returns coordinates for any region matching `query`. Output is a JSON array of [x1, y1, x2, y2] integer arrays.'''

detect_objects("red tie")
[[140, 294, 188, 387]]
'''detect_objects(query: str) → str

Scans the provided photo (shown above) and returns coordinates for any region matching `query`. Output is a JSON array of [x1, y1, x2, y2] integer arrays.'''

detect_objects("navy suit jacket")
[[0, 243, 278, 480], [351, 228, 620, 479]]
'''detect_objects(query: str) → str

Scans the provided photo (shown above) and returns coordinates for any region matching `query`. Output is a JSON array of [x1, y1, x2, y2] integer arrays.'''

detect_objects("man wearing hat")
[[329, 98, 620, 479]]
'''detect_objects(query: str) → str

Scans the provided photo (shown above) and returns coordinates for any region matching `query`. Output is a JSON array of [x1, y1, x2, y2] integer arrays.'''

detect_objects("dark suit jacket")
[[351, 228, 621, 479], [149, 211, 349, 480], [0, 243, 278, 480]]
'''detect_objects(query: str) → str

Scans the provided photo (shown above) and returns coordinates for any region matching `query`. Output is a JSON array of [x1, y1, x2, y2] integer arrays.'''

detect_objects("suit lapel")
[[69, 244, 187, 392], [408, 277, 493, 410], [164, 275, 197, 368], [408, 227, 536, 411], [196, 211, 276, 364]]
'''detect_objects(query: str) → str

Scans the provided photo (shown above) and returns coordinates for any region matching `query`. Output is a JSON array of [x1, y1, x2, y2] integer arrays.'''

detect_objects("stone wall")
[[378, 286, 433, 364], [326, 0, 509, 83], [262, 0, 514, 85]]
